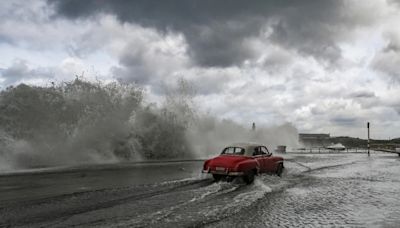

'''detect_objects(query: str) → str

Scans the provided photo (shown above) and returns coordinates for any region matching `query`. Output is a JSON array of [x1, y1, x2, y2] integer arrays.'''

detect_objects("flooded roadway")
[[1, 152, 400, 227]]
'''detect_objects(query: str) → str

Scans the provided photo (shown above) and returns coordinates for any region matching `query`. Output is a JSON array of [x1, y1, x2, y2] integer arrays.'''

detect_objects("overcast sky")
[[1, 0, 400, 139]]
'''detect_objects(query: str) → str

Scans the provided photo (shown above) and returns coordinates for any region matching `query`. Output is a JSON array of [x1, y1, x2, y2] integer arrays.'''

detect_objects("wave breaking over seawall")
[[0, 78, 298, 171]]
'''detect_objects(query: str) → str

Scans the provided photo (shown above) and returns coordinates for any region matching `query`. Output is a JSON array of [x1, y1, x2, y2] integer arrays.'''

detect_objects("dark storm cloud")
[[48, 0, 369, 67]]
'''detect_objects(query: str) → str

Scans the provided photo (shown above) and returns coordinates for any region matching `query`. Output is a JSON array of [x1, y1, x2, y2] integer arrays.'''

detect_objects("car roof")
[[224, 142, 266, 156], [228, 142, 263, 147]]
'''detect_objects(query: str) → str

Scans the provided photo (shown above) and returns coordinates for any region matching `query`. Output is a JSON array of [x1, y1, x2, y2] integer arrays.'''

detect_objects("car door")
[[260, 146, 275, 172], [252, 146, 265, 172]]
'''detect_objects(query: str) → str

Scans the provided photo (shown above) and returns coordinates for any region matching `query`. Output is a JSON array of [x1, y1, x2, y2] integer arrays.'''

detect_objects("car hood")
[[208, 155, 250, 168]]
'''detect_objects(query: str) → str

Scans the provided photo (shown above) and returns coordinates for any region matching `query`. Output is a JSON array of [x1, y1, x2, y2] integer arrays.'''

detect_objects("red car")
[[202, 143, 284, 184]]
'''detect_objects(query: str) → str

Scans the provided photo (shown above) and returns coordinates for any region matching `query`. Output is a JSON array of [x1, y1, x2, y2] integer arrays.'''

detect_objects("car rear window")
[[221, 147, 245, 155]]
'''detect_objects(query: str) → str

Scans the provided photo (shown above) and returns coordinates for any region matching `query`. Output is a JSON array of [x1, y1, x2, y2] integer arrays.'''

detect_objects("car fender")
[[203, 159, 212, 171], [274, 157, 284, 168], [235, 159, 260, 174]]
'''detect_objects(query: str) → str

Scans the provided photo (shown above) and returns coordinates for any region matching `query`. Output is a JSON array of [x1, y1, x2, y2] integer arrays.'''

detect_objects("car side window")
[[253, 147, 261, 156], [223, 147, 232, 154], [235, 147, 245, 154], [261, 146, 271, 156], [222, 147, 245, 155]]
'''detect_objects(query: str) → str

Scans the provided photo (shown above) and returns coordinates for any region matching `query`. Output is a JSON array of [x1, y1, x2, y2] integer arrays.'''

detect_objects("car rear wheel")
[[213, 174, 223, 182], [243, 171, 255, 184], [276, 163, 284, 177]]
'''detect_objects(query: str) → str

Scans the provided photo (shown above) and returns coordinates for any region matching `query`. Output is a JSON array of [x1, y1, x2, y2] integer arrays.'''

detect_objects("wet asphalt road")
[[1, 152, 400, 227]]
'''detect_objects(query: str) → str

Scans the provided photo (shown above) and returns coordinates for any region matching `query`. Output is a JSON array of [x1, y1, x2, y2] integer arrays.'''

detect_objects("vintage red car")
[[202, 142, 284, 184]]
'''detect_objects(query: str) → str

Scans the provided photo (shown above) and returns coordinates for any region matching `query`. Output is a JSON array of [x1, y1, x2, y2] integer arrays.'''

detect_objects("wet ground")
[[1, 152, 400, 227]]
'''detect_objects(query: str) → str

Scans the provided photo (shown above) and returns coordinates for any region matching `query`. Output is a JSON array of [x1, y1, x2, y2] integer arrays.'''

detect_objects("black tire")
[[243, 171, 255, 184], [226, 176, 235, 182], [213, 174, 223, 182], [276, 163, 284, 177]]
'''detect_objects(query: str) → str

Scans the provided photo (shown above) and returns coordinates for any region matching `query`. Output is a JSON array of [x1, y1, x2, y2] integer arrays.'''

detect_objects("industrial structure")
[[298, 133, 331, 147]]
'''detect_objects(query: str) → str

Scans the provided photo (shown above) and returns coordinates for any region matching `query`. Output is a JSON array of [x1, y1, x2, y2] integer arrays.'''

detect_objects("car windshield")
[[221, 147, 245, 155]]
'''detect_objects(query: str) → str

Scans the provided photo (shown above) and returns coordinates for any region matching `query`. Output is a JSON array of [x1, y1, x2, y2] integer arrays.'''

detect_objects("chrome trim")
[[227, 171, 244, 176], [210, 170, 228, 175], [209, 170, 244, 176]]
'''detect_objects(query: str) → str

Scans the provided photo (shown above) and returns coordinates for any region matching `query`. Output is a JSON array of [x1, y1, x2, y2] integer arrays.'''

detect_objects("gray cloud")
[[1, 60, 31, 84], [349, 91, 375, 98], [112, 46, 152, 85], [330, 116, 359, 127], [48, 0, 373, 67], [0, 34, 14, 45], [348, 91, 379, 109], [372, 42, 400, 81], [389, 0, 400, 6], [0, 60, 54, 85], [109, 34, 189, 93], [261, 47, 295, 72]]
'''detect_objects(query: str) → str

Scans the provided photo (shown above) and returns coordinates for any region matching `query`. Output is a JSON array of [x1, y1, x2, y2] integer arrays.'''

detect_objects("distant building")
[[299, 133, 331, 147]]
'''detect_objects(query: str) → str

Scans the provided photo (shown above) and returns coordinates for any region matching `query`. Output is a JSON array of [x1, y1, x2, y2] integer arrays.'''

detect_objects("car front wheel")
[[213, 174, 223, 182], [276, 163, 284, 177]]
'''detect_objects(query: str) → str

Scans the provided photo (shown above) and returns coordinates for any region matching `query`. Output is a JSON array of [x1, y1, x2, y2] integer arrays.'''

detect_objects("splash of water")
[[186, 117, 299, 158], [0, 78, 299, 171], [0, 79, 145, 169]]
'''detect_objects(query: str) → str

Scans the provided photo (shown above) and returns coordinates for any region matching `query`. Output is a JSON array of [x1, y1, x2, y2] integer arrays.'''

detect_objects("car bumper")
[[202, 169, 244, 176]]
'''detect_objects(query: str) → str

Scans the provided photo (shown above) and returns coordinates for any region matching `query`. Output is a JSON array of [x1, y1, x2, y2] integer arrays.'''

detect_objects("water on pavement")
[[1, 152, 400, 227]]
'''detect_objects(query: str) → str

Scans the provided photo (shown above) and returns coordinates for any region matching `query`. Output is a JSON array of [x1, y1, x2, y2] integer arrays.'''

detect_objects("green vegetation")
[[330, 136, 400, 149]]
